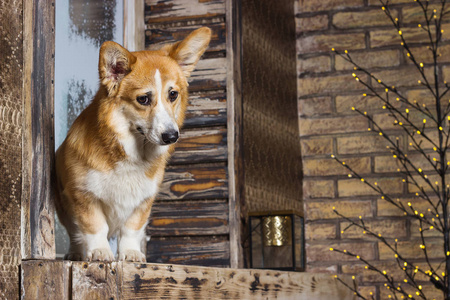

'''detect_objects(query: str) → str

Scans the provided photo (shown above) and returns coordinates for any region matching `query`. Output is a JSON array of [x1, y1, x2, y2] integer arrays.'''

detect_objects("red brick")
[[299, 115, 367, 136], [335, 49, 400, 71], [297, 33, 366, 54], [306, 222, 337, 240], [338, 177, 403, 197], [307, 242, 376, 262], [337, 134, 402, 154], [301, 137, 334, 156], [298, 0, 363, 13], [303, 157, 370, 176], [298, 97, 333, 117], [305, 200, 373, 220], [333, 9, 398, 29], [340, 219, 407, 239], [303, 180, 335, 199], [296, 15, 329, 32], [378, 238, 444, 260]]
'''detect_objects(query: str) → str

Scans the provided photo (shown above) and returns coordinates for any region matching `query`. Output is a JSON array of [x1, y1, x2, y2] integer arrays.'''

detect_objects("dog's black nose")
[[161, 130, 179, 144]]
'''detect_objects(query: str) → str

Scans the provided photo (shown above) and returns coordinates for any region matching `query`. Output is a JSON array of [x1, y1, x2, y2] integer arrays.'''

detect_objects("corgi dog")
[[55, 27, 211, 262]]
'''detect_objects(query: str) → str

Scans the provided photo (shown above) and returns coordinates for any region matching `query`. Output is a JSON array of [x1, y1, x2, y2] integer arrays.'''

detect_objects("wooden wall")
[[144, 0, 231, 267]]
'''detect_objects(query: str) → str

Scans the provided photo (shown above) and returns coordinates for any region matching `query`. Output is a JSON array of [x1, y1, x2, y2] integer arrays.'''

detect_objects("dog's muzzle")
[[161, 130, 179, 145]]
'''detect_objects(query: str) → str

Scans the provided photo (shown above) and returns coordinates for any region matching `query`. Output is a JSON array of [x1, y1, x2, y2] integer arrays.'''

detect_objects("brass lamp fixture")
[[249, 210, 304, 271]]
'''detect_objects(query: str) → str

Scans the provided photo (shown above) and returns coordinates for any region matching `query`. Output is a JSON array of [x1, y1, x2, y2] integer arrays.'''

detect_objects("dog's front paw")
[[119, 249, 146, 262], [86, 248, 114, 261], [64, 252, 83, 261]]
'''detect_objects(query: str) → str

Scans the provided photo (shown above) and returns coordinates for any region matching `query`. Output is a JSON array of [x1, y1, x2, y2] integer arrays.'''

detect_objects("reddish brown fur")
[[55, 27, 211, 261]]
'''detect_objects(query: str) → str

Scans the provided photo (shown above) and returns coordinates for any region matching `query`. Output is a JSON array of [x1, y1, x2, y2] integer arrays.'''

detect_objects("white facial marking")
[[149, 69, 179, 144]]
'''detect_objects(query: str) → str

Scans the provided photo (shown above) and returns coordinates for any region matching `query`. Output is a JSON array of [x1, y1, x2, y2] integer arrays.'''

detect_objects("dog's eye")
[[136, 95, 151, 106], [169, 90, 178, 102]]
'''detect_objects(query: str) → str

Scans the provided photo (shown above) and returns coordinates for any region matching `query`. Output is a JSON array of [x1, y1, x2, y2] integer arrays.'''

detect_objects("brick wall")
[[296, 0, 447, 298]]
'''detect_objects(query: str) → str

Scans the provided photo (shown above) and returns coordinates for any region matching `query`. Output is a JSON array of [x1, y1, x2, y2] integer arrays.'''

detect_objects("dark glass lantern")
[[249, 210, 305, 271]]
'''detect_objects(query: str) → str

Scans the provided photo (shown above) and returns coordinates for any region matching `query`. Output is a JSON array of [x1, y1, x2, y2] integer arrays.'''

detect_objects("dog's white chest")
[[85, 161, 158, 209]]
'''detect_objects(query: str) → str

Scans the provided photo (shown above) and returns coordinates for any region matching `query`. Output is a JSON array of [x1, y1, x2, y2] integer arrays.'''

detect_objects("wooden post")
[[226, 0, 245, 269], [123, 0, 145, 51], [21, 0, 56, 259]]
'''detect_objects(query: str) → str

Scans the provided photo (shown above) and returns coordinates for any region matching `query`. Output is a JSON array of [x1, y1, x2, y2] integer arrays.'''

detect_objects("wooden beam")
[[122, 262, 356, 299], [72, 262, 122, 300], [22, 261, 356, 299], [21, 260, 71, 300], [226, 0, 245, 269], [21, 0, 56, 260]]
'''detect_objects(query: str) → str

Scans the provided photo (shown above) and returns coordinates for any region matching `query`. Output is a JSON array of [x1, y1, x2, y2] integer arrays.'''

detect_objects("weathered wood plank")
[[21, 260, 71, 300], [124, 0, 146, 51], [147, 236, 230, 267], [71, 261, 122, 300], [145, 0, 225, 23], [146, 23, 226, 53], [184, 91, 227, 128], [226, 0, 245, 269], [157, 165, 228, 200], [148, 200, 229, 236], [188, 57, 227, 92], [22, 0, 56, 260], [170, 128, 227, 164], [122, 262, 356, 300]]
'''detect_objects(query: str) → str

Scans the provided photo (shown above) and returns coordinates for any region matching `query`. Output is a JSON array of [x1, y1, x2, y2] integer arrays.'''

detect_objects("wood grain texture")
[[184, 91, 227, 128], [170, 128, 227, 164], [147, 236, 230, 267], [226, 0, 245, 269], [22, 0, 56, 259], [188, 57, 227, 92], [124, 0, 145, 51], [157, 165, 228, 200], [21, 260, 71, 300], [148, 200, 229, 236], [122, 262, 356, 300], [146, 22, 226, 53], [72, 261, 122, 300], [145, 0, 225, 23], [0, 0, 24, 298]]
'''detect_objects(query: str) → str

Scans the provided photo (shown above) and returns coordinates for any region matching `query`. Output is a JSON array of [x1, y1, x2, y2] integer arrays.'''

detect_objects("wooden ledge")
[[21, 260, 356, 299]]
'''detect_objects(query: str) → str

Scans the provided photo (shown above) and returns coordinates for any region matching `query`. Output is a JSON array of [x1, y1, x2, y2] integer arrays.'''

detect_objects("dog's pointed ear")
[[98, 41, 137, 95], [168, 27, 211, 78]]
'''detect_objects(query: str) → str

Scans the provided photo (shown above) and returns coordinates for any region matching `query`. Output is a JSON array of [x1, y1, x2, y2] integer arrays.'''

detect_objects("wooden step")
[[21, 260, 356, 299]]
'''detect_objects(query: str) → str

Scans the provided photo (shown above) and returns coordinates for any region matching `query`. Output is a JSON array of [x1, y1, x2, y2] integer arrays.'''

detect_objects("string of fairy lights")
[[327, 0, 450, 299]]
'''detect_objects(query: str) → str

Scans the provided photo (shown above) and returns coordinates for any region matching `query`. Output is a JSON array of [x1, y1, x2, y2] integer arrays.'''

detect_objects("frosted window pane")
[[54, 0, 123, 258]]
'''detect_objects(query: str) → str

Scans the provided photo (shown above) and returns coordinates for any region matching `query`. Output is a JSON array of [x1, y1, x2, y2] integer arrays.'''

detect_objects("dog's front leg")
[[118, 197, 154, 262], [73, 199, 114, 261]]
